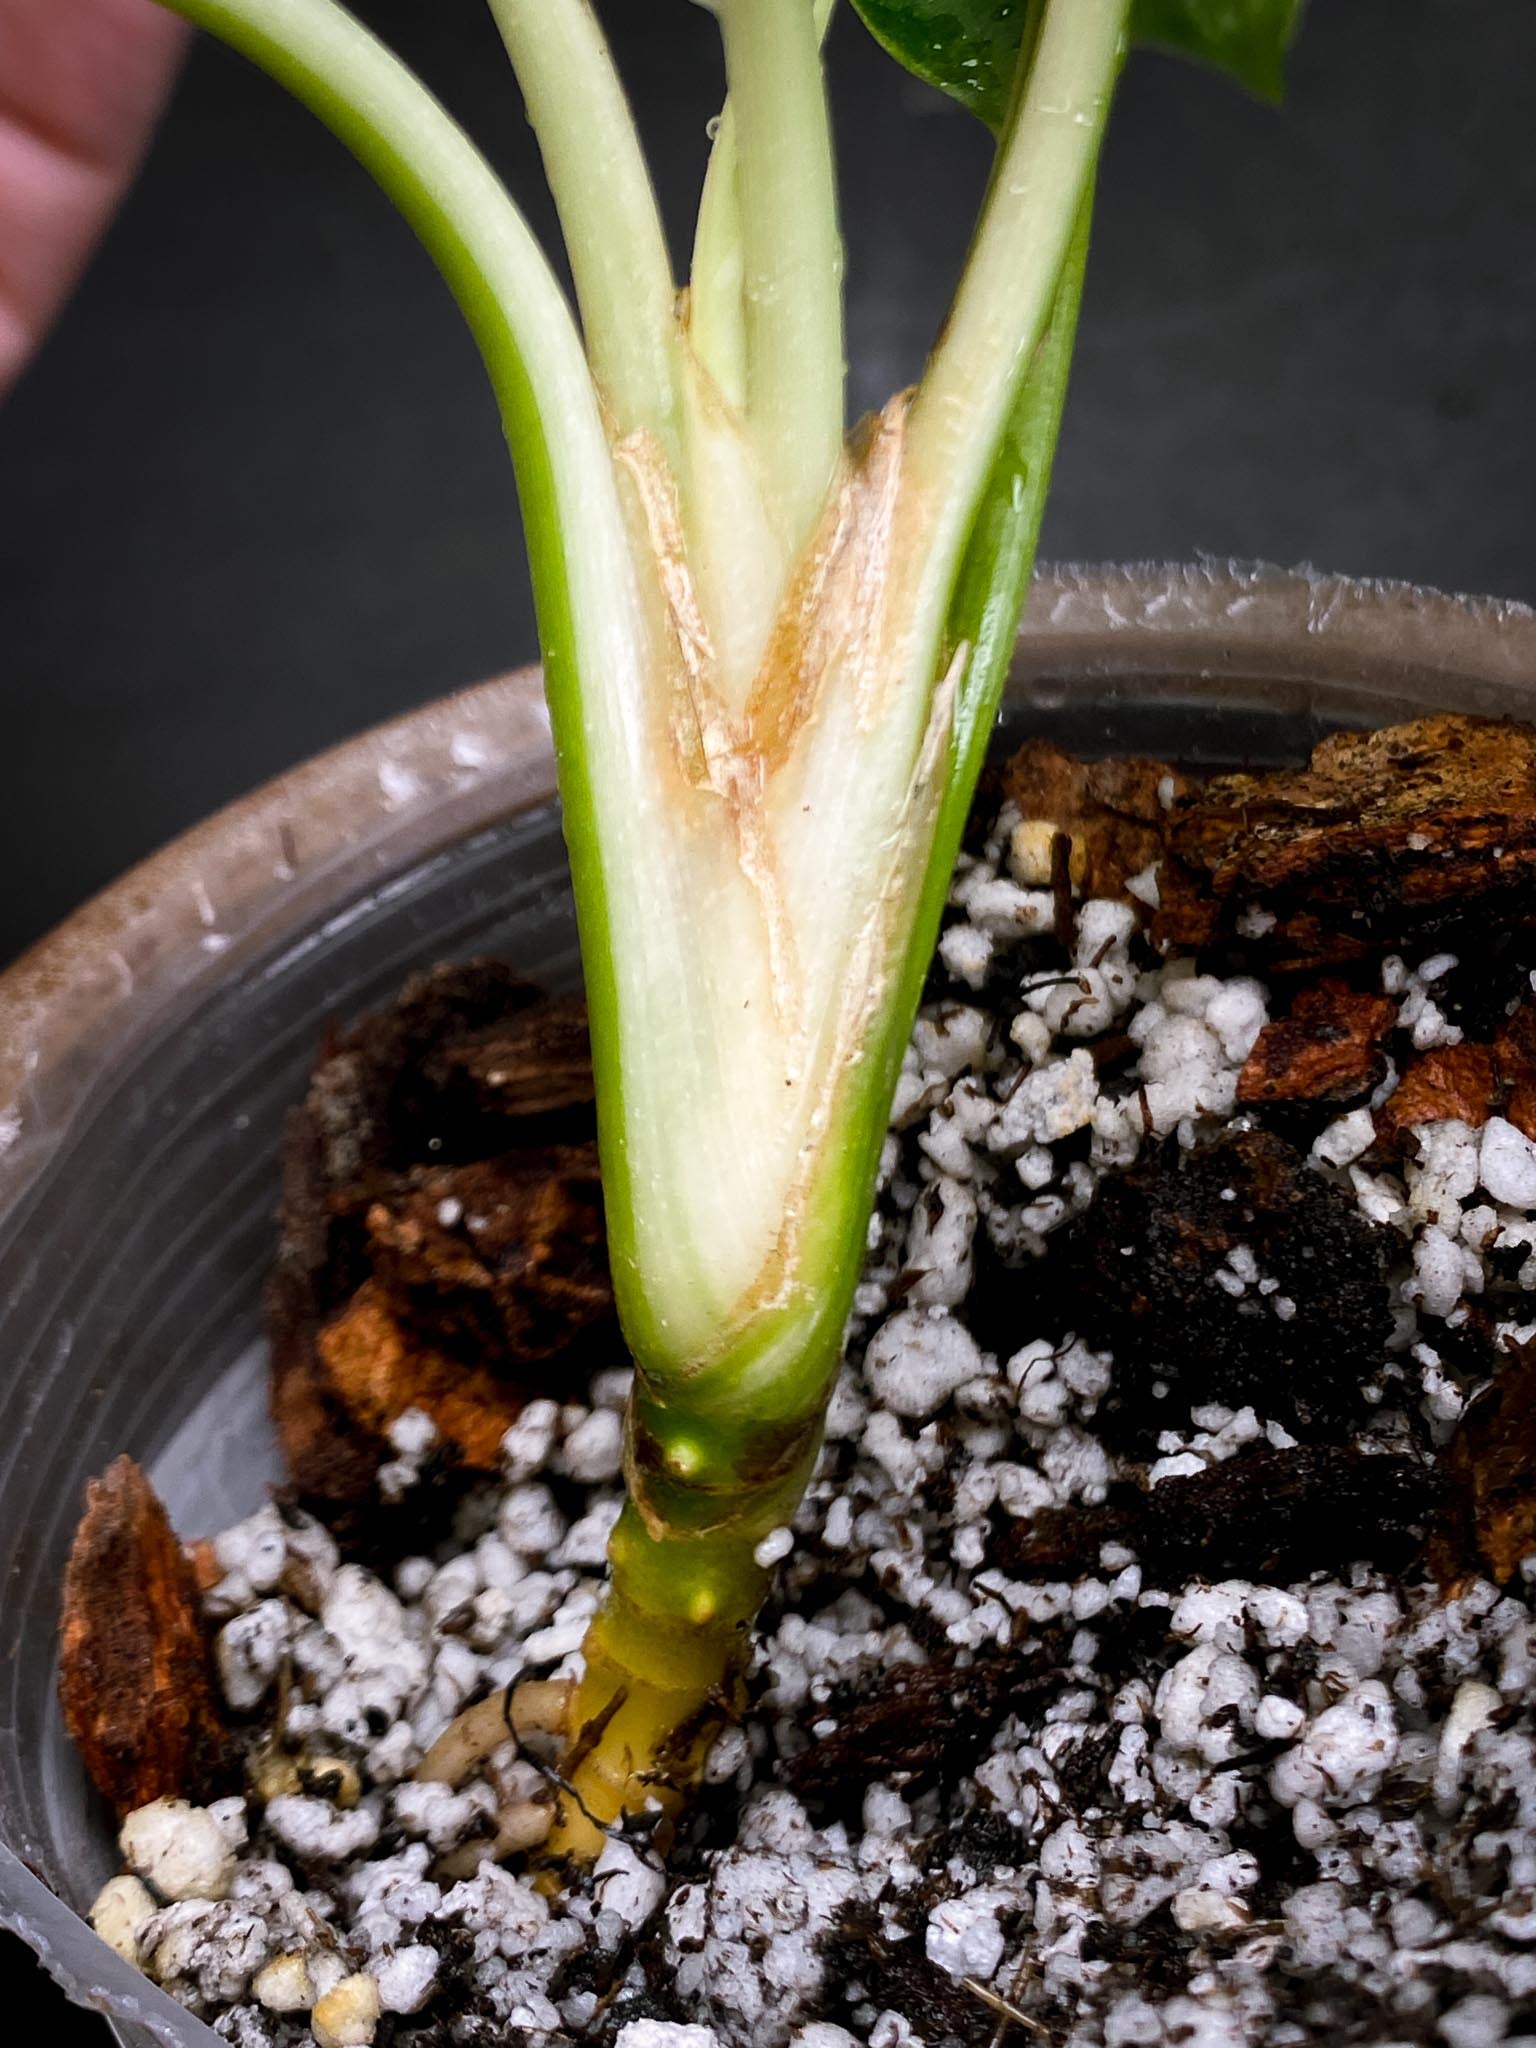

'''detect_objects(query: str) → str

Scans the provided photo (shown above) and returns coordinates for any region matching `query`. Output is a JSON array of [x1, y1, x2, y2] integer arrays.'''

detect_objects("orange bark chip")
[[315, 1281, 526, 1471], [1376, 1043, 1501, 1144], [1238, 984, 1396, 1107], [58, 1457, 227, 1816], [1157, 715, 1536, 968]]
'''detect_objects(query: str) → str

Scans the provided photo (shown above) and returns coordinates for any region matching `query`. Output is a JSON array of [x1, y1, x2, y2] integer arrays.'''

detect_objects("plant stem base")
[[544, 1498, 767, 1863]]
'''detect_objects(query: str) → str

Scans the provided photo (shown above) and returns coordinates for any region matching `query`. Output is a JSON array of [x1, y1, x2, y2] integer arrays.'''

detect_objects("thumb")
[[0, 0, 191, 397]]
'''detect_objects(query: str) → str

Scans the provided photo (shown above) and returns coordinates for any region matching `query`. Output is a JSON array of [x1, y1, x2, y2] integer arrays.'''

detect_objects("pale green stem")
[[712, 0, 844, 556], [688, 0, 837, 420], [680, 0, 837, 697], [905, 0, 1129, 600], [688, 103, 748, 415], [484, 0, 682, 451], [553, 169, 1111, 1879]]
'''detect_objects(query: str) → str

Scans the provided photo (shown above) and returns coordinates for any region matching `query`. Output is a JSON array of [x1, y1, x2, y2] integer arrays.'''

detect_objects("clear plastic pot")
[[2, 562, 1533, 2047]]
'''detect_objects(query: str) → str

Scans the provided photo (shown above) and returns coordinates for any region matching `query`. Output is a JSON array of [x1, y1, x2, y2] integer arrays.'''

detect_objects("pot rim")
[[3, 556, 1535, 2046]]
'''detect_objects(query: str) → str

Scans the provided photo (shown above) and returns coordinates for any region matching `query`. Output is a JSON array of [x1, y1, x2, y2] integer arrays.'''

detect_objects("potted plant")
[[92, 0, 1304, 1847], [11, 3, 1536, 2045]]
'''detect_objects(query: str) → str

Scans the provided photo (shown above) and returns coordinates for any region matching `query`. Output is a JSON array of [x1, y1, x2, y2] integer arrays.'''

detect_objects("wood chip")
[[308, 959, 594, 1182], [362, 1144, 610, 1364], [999, 739, 1186, 900], [269, 1317, 395, 1527], [269, 1098, 397, 1526], [315, 1281, 527, 1471], [1432, 1340, 1536, 1588], [1497, 1005, 1536, 1141], [268, 966, 614, 1535], [1238, 981, 1396, 1106], [58, 1457, 228, 1817], [1157, 714, 1536, 968], [1376, 1043, 1502, 1143], [1375, 1004, 1536, 1146], [435, 994, 594, 1119]]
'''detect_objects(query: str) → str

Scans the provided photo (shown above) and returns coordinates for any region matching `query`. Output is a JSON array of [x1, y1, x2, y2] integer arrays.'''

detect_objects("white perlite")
[[863, 1307, 984, 1420], [374, 1944, 439, 2015], [93, 823, 1536, 2048], [120, 1801, 236, 1904], [614, 2025, 722, 2048], [1482, 1116, 1536, 1207], [89, 1875, 158, 1962], [925, 1888, 1011, 1979], [1313, 1108, 1375, 1169]]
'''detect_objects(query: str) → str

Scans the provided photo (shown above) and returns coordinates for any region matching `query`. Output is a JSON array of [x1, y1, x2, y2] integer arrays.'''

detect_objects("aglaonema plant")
[[148, 0, 1304, 1858]]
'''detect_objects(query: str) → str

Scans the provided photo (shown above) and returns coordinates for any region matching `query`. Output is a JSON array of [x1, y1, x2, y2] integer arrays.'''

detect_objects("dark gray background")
[[6, 0, 1534, 2034]]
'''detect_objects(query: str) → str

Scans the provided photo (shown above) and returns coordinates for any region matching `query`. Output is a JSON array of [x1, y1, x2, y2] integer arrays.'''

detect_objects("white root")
[[510, 1676, 576, 1743], [414, 1678, 574, 1787], [431, 1797, 554, 1880], [414, 1692, 515, 1787]]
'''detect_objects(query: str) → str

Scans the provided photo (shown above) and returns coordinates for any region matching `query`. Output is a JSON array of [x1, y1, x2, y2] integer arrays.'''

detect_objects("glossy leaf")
[[851, 0, 1040, 129], [850, 0, 1303, 124], [1131, 0, 1306, 102]]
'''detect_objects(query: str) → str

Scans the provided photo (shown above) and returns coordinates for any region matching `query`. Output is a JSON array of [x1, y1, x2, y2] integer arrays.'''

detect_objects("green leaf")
[[850, 0, 1040, 129], [1130, 0, 1306, 102], [850, 0, 1303, 124]]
